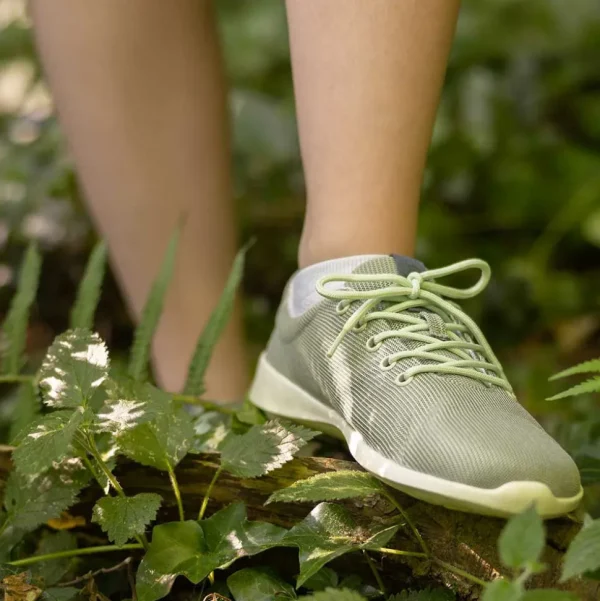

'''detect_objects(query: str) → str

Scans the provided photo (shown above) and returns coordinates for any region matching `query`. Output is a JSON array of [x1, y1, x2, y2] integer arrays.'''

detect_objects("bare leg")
[[31, 0, 248, 400], [287, 0, 460, 266]]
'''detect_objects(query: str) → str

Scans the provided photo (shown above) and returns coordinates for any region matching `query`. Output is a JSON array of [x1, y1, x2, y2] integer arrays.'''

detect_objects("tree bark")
[[0, 446, 597, 600]]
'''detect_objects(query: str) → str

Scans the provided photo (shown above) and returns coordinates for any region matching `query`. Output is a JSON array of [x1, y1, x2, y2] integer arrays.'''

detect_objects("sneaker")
[[249, 254, 583, 517]]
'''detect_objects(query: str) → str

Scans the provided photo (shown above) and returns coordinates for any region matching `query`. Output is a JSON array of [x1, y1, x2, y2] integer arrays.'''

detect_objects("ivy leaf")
[[38, 329, 109, 408], [300, 589, 367, 601], [498, 506, 545, 569], [521, 592, 579, 601], [184, 244, 248, 396], [9, 381, 41, 444], [302, 567, 339, 592], [267, 470, 385, 505], [3, 459, 89, 531], [69, 240, 107, 330], [220, 420, 318, 478], [2, 242, 41, 374], [283, 502, 399, 587], [390, 589, 455, 600], [92, 493, 162, 547], [129, 226, 180, 382], [29, 531, 77, 587], [12, 409, 85, 476], [482, 580, 522, 601], [116, 407, 194, 470], [227, 567, 296, 601], [137, 503, 287, 601], [561, 519, 600, 581]]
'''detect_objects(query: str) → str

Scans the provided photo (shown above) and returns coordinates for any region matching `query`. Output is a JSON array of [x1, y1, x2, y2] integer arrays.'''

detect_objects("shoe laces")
[[316, 258, 513, 392]]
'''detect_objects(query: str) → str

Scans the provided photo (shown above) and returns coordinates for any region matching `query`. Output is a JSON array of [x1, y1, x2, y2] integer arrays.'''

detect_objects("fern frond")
[[2, 243, 41, 374], [69, 240, 107, 330], [184, 244, 249, 396], [128, 226, 181, 381], [547, 376, 600, 401], [9, 381, 40, 443], [550, 358, 600, 381]]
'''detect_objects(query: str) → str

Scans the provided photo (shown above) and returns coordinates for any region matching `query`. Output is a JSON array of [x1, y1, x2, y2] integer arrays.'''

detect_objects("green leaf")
[[302, 567, 339, 592], [184, 244, 248, 396], [235, 398, 267, 427], [550, 358, 600, 380], [220, 420, 318, 478], [300, 589, 366, 601], [9, 381, 41, 443], [498, 506, 545, 569], [38, 329, 109, 408], [92, 493, 162, 547], [227, 567, 296, 601], [390, 589, 455, 600], [42, 588, 80, 601], [561, 519, 600, 581], [3, 459, 89, 531], [482, 579, 522, 601], [191, 410, 230, 452], [547, 377, 600, 401], [69, 240, 107, 330], [128, 226, 180, 381], [137, 503, 287, 601], [30, 531, 77, 587], [12, 409, 85, 476], [116, 406, 194, 470], [521, 592, 579, 601], [267, 470, 385, 505], [2, 242, 41, 374], [283, 502, 399, 587]]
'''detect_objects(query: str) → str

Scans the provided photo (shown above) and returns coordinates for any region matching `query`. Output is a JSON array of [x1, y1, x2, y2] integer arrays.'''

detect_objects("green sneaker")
[[250, 255, 582, 517]]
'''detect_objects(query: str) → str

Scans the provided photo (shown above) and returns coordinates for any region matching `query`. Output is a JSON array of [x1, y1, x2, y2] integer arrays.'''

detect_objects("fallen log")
[[0, 446, 597, 600]]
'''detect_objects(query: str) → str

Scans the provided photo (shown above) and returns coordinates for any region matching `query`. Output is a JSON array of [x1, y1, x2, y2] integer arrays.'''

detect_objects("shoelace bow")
[[315, 258, 513, 392]]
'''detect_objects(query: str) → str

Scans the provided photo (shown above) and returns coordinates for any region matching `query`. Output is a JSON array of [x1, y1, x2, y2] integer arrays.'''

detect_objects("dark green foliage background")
[[0, 0, 599, 486]]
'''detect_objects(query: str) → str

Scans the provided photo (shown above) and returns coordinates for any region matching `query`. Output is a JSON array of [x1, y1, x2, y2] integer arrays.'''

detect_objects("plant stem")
[[363, 550, 387, 596], [0, 374, 33, 384], [7, 544, 143, 567], [375, 547, 427, 559], [434, 559, 487, 587], [173, 394, 235, 415], [383, 492, 429, 555], [166, 460, 185, 521], [199, 466, 222, 520]]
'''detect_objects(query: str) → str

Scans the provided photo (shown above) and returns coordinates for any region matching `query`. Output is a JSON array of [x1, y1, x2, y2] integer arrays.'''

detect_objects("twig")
[[434, 559, 487, 587], [383, 491, 429, 555], [166, 460, 185, 521], [57, 557, 133, 587], [199, 466, 222, 520], [363, 550, 387, 596]]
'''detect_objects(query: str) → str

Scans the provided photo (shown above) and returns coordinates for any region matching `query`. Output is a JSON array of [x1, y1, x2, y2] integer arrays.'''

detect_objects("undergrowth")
[[0, 238, 598, 601]]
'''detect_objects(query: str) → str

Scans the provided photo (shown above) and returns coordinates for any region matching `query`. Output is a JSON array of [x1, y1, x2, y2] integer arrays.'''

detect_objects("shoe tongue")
[[350, 254, 426, 292]]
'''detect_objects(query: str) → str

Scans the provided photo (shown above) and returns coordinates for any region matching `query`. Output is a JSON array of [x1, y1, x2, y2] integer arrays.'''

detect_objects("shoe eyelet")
[[353, 321, 368, 333], [336, 301, 350, 315], [366, 336, 382, 352], [379, 356, 395, 371], [395, 373, 414, 387]]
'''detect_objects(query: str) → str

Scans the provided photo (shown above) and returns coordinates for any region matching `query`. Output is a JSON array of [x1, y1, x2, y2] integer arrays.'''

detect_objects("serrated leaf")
[[137, 503, 287, 601], [302, 567, 339, 592], [267, 470, 385, 505], [498, 506, 545, 569], [29, 531, 77, 587], [300, 589, 366, 601], [116, 407, 194, 470], [2, 242, 41, 374], [12, 410, 85, 476], [9, 381, 41, 443], [521, 591, 578, 601], [3, 459, 89, 531], [547, 377, 600, 401], [227, 567, 296, 601], [184, 244, 248, 396], [561, 519, 600, 581], [38, 329, 109, 408], [283, 502, 399, 587], [92, 493, 162, 547], [41, 588, 79, 601], [482, 579, 522, 601], [69, 240, 107, 330], [128, 227, 180, 381], [550, 359, 600, 380], [220, 420, 318, 478], [390, 589, 455, 600]]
